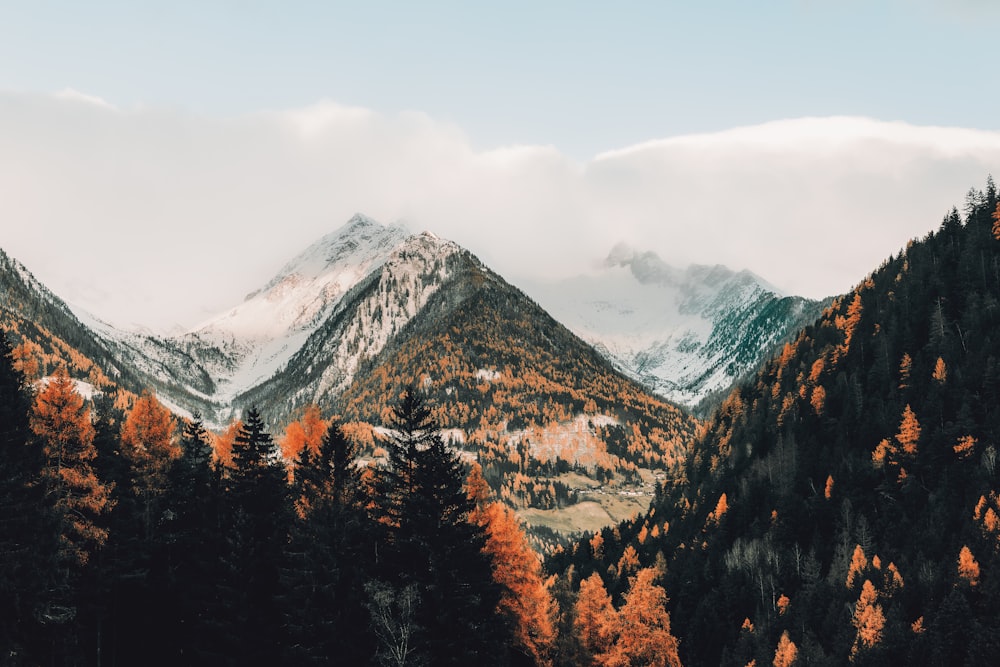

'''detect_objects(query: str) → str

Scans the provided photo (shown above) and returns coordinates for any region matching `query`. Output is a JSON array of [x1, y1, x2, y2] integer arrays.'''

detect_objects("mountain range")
[[525, 244, 824, 413], [0, 214, 822, 539], [2, 214, 818, 422]]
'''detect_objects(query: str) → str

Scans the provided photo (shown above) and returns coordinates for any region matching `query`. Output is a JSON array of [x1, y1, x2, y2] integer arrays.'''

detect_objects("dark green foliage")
[[158, 418, 227, 664], [219, 407, 293, 665], [373, 387, 506, 666], [548, 180, 1000, 665], [282, 419, 375, 664], [0, 334, 56, 661]]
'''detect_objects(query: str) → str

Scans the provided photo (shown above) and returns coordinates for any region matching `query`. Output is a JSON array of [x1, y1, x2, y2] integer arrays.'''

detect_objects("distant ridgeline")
[[547, 180, 1000, 665]]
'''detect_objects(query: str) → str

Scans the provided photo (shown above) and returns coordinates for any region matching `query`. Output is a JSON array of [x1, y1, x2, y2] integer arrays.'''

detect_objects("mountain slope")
[[0, 249, 210, 413], [239, 230, 698, 469], [177, 213, 408, 405], [548, 184, 1000, 665], [525, 244, 825, 412], [236, 230, 464, 419]]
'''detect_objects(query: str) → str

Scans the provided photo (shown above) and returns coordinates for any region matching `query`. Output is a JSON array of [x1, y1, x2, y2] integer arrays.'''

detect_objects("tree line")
[[0, 333, 686, 666], [0, 339, 559, 665]]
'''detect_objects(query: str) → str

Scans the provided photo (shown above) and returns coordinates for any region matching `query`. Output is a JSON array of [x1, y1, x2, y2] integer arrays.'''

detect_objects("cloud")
[[1, 92, 998, 332]]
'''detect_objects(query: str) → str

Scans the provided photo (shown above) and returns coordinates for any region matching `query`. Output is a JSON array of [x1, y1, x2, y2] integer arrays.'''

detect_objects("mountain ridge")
[[524, 243, 825, 411]]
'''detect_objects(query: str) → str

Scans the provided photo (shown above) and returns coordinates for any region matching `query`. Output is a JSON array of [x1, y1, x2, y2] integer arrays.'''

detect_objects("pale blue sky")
[[2, 1, 999, 330], [1, 1, 995, 158]]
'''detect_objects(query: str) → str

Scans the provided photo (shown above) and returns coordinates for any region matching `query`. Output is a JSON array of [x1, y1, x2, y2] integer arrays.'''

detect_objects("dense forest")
[[0, 339, 681, 665], [0, 343, 585, 665], [548, 180, 1000, 665]]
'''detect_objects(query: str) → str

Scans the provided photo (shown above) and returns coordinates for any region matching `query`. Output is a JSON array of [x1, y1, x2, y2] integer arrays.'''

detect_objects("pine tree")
[[0, 334, 55, 659], [221, 407, 292, 664], [159, 417, 227, 663], [373, 387, 504, 665], [283, 418, 375, 664]]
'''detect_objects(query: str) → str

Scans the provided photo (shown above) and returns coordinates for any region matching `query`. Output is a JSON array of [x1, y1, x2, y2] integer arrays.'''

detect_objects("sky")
[[1, 1, 998, 332]]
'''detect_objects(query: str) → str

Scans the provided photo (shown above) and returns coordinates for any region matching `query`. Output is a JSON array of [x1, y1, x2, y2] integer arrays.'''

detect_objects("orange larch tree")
[[467, 465, 558, 665], [29, 368, 113, 565], [606, 567, 682, 667], [932, 357, 947, 384], [992, 201, 1000, 240], [280, 404, 327, 462], [574, 571, 617, 661], [850, 579, 885, 661], [213, 418, 242, 469], [846, 544, 868, 589], [957, 545, 980, 586], [773, 630, 798, 667], [897, 405, 921, 457], [897, 353, 912, 390], [120, 390, 178, 537]]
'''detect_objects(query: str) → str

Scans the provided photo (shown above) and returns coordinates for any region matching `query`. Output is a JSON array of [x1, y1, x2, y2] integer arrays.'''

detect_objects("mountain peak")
[[253, 215, 409, 295], [344, 212, 380, 230]]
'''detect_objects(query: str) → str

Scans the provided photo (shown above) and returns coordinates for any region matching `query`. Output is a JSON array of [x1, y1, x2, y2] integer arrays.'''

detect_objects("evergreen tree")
[[373, 387, 505, 665], [220, 407, 291, 665], [159, 417, 227, 664], [282, 418, 375, 664], [0, 334, 54, 660]]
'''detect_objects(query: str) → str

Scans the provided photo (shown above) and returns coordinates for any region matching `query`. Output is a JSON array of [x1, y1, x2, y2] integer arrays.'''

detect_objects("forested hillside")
[[547, 180, 1000, 665], [336, 250, 695, 471], [0, 337, 563, 665]]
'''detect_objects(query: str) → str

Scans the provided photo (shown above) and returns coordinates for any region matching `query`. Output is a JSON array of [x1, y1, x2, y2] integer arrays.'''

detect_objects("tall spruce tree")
[[158, 417, 226, 664], [220, 407, 291, 664], [0, 334, 54, 660], [373, 387, 505, 666], [282, 418, 375, 664]]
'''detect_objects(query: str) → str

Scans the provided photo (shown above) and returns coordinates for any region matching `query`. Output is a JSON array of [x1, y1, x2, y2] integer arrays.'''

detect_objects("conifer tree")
[[221, 407, 291, 664], [469, 464, 558, 665], [160, 417, 226, 663], [574, 571, 616, 663], [0, 335, 53, 658], [373, 387, 504, 665], [29, 367, 113, 568], [119, 390, 178, 539], [283, 418, 375, 664]]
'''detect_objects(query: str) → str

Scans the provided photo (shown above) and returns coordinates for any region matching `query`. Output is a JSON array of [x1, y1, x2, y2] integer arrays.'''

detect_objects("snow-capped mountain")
[[236, 229, 465, 418], [46, 215, 471, 425], [522, 244, 825, 411], [2, 215, 822, 428], [175, 214, 409, 405]]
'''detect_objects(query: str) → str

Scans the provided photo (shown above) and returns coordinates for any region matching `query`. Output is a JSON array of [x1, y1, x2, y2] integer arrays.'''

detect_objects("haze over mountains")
[[526, 244, 823, 411], [2, 213, 815, 425]]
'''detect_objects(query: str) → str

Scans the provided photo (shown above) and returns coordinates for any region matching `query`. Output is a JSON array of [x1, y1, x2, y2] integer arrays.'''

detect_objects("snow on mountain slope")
[[236, 230, 464, 415], [523, 244, 823, 409], [175, 214, 409, 403]]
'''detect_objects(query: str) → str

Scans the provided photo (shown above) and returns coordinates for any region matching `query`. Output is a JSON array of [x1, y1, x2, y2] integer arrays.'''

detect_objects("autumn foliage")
[[850, 580, 885, 660], [280, 403, 327, 462], [468, 465, 557, 665], [120, 390, 178, 532], [29, 368, 112, 565]]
